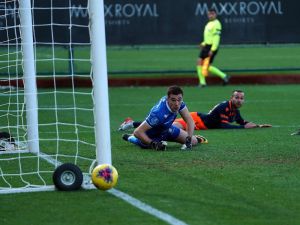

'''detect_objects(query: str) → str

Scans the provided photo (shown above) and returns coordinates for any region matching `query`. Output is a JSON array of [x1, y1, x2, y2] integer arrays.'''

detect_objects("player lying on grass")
[[119, 90, 272, 131], [121, 85, 208, 151]]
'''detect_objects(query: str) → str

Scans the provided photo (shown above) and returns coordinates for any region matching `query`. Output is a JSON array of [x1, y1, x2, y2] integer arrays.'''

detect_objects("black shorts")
[[199, 45, 218, 63]]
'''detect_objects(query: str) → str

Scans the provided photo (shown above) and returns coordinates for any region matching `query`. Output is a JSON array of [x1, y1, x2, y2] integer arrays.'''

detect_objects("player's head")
[[207, 9, 217, 21], [230, 90, 244, 108], [167, 85, 183, 112]]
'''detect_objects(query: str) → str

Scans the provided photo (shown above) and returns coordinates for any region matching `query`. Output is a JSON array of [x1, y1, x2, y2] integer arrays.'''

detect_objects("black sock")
[[133, 121, 142, 128]]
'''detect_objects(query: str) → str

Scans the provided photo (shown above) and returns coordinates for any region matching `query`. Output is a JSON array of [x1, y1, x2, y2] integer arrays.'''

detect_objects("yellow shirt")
[[202, 19, 222, 51]]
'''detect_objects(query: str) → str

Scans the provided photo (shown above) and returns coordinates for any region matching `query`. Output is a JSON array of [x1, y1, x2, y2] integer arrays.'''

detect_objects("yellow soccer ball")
[[91, 164, 118, 190]]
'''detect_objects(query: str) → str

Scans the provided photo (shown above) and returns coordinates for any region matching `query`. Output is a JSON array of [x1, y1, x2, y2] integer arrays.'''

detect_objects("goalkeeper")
[[119, 90, 272, 131], [122, 86, 207, 151], [196, 8, 230, 87], [174, 90, 272, 129]]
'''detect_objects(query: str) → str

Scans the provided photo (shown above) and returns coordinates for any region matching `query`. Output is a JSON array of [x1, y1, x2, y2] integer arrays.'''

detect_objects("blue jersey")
[[127, 96, 186, 148], [145, 96, 186, 134]]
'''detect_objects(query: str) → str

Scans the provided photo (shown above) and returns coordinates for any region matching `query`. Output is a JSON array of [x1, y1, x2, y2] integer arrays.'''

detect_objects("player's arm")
[[133, 121, 153, 145], [244, 122, 272, 128], [220, 120, 269, 129], [133, 120, 167, 150], [211, 23, 221, 52], [179, 107, 195, 138], [211, 33, 220, 52], [179, 107, 197, 149], [232, 117, 258, 129], [235, 112, 272, 128], [220, 122, 245, 129], [235, 111, 249, 127]]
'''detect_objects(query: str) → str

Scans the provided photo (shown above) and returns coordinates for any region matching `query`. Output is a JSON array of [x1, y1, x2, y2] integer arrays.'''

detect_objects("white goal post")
[[0, 0, 111, 193], [89, 0, 112, 165], [19, 0, 39, 154]]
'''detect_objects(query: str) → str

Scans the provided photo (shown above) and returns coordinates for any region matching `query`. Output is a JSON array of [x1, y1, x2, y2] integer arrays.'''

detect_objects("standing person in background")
[[196, 9, 230, 87]]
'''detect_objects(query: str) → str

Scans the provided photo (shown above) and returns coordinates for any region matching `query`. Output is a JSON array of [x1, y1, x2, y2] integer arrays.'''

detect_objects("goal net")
[[0, 0, 111, 193]]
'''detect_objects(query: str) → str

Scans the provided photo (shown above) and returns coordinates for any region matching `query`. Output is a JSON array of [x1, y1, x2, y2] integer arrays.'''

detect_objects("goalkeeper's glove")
[[185, 136, 192, 150], [150, 141, 167, 151]]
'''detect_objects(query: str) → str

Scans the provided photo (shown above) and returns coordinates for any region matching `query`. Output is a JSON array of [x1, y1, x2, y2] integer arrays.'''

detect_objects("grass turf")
[[107, 44, 300, 75], [1, 44, 300, 77], [1, 84, 299, 225]]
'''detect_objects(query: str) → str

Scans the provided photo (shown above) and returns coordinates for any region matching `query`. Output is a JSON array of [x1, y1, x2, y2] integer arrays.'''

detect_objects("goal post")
[[89, 0, 112, 165], [19, 0, 39, 154], [0, 0, 112, 193]]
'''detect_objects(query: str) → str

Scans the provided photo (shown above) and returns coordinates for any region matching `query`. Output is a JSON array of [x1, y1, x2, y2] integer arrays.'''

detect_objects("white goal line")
[[0, 151, 188, 225]]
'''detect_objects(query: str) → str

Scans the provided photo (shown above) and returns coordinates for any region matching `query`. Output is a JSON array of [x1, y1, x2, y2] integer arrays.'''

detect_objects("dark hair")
[[167, 85, 183, 97], [208, 8, 217, 14]]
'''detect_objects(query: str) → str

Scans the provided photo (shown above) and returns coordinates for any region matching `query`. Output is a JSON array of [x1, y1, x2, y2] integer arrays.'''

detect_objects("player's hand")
[[244, 122, 258, 129], [150, 141, 167, 151], [185, 136, 192, 150], [258, 124, 272, 128]]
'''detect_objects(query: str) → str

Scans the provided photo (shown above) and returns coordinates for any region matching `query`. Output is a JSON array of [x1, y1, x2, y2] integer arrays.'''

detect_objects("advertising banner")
[[103, 0, 299, 44], [0, 0, 299, 45]]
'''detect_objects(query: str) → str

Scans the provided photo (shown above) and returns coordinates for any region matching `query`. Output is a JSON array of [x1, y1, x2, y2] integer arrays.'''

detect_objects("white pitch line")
[[108, 188, 188, 225], [10, 152, 188, 225], [271, 125, 300, 128]]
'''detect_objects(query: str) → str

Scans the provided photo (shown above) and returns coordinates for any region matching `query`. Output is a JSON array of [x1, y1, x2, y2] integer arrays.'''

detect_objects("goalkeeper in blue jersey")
[[196, 9, 230, 87], [122, 86, 207, 151]]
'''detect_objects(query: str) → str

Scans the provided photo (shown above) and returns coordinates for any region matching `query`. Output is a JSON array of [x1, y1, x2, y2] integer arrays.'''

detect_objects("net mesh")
[[0, 0, 97, 192]]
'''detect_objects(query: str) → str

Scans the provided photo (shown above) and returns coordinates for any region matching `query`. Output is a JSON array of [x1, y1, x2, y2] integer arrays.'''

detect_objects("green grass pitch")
[[1, 44, 300, 77], [1, 84, 300, 225]]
